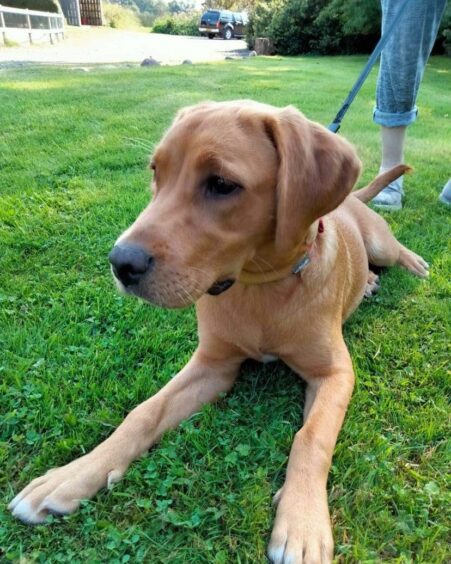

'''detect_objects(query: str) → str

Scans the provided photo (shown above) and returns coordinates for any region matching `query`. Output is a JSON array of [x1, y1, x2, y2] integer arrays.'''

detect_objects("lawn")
[[0, 57, 450, 563]]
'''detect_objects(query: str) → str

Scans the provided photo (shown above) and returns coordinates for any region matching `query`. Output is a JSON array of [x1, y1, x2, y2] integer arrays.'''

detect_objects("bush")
[[309, 0, 380, 54], [106, 0, 167, 27], [248, 0, 380, 55], [246, 0, 282, 49], [152, 16, 174, 34], [435, 2, 451, 55], [152, 12, 199, 36], [268, 0, 327, 55], [103, 2, 142, 28], [248, 0, 450, 56]]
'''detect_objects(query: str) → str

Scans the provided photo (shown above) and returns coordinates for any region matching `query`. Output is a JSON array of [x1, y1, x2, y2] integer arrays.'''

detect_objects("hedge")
[[152, 13, 199, 36], [247, 0, 451, 56]]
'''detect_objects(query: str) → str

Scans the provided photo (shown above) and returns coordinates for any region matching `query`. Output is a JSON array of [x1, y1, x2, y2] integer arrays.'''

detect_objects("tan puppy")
[[9, 101, 428, 563]]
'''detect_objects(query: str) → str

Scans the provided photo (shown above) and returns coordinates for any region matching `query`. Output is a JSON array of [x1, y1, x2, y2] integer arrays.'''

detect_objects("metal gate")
[[80, 0, 102, 25], [59, 0, 80, 25], [59, 0, 103, 26]]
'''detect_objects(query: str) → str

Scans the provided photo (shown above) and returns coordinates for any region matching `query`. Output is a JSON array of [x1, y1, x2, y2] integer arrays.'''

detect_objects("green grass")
[[1, 57, 450, 563]]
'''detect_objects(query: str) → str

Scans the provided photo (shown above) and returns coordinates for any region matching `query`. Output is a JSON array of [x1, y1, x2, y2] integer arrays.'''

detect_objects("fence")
[[0, 4, 64, 45]]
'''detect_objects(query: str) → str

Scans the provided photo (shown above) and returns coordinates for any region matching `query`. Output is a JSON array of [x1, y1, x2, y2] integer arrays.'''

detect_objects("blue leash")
[[327, 0, 412, 133]]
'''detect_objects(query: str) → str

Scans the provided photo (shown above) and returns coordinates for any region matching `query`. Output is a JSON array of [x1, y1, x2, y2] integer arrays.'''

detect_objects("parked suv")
[[199, 10, 248, 40]]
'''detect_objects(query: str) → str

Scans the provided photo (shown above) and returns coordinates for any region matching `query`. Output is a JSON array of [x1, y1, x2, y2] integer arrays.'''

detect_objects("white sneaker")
[[439, 179, 451, 206], [372, 178, 404, 211]]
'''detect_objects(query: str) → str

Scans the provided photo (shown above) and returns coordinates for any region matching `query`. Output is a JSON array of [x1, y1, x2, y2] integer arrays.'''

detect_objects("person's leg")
[[372, 125, 407, 210], [372, 0, 446, 210], [439, 179, 451, 206], [380, 125, 406, 171]]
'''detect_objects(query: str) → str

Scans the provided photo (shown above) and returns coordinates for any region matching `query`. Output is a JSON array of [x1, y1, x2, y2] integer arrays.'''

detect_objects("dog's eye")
[[206, 176, 241, 198]]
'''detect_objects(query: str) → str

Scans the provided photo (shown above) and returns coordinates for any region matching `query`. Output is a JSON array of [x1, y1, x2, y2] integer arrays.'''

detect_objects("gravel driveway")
[[0, 26, 249, 66]]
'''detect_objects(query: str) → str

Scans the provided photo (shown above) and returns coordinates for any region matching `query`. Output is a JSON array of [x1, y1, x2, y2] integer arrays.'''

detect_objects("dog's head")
[[109, 101, 361, 307]]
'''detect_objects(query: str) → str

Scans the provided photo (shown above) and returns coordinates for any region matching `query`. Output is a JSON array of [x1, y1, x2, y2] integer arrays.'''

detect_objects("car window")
[[202, 11, 220, 23]]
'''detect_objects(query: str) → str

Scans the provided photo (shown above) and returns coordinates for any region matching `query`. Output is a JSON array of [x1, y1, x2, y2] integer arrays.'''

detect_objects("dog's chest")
[[198, 284, 314, 361], [217, 314, 284, 361]]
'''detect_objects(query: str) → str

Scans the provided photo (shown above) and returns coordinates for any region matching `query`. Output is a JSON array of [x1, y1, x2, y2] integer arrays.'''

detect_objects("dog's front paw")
[[267, 489, 333, 564], [9, 454, 125, 524]]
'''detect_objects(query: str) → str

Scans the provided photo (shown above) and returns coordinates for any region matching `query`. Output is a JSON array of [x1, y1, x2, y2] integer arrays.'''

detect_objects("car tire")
[[208, 33, 215, 39], [223, 28, 233, 40]]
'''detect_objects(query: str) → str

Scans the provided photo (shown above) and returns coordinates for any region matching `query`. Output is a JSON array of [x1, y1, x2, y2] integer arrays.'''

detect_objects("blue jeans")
[[373, 0, 447, 127]]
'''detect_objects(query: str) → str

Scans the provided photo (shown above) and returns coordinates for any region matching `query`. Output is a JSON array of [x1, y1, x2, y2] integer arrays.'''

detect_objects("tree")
[[110, 0, 137, 7], [108, 0, 168, 24], [167, 1, 195, 14], [2, 0, 60, 12], [248, 0, 381, 55], [200, 0, 241, 10]]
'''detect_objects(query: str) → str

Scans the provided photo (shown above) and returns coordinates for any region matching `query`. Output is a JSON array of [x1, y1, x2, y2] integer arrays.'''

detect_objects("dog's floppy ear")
[[264, 106, 361, 252]]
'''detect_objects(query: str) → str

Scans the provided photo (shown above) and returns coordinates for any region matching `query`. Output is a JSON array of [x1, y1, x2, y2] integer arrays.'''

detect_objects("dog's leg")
[[364, 270, 380, 297], [9, 349, 240, 524], [268, 341, 354, 564], [361, 208, 429, 278]]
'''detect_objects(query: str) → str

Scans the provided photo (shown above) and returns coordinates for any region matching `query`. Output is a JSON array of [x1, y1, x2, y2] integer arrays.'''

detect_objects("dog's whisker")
[[249, 257, 277, 276], [169, 249, 211, 279], [122, 137, 155, 151], [176, 285, 191, 304], [178, 282, 199, 304], [121, 135, 154, 146], [123, 138, 152, 148], [253, 256, 276, 270], [188, 265, 211, 277], [175, 290, 186, 305]]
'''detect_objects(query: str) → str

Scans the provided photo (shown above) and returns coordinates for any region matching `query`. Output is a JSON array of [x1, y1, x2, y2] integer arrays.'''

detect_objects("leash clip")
[[292, 254, 311, 276]]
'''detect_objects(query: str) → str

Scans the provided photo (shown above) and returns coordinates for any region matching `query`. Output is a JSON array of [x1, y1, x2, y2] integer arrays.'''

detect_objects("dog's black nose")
[[108, 244, 153, 287]]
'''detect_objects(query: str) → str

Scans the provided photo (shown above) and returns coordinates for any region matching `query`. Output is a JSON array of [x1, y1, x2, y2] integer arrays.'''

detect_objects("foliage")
[[246, 0, 282, 49], [107, 0, 193, 26], [3, 37, 19, 46], [167, 0, 195, 14], [247, 0, 450, 56], [269, 0, 328, 55], [152, 12, 199, 36], [437, 2, 451, 55], [102, 1, 142, 28], [1, 56, 450, 562], [103, 0, 200, 33], [201, 0, 238, 9], [2, 0, 59, 12], [133, 0, 167, 23], [248, 0, 381, 55], [310, 0, 380, 54]]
